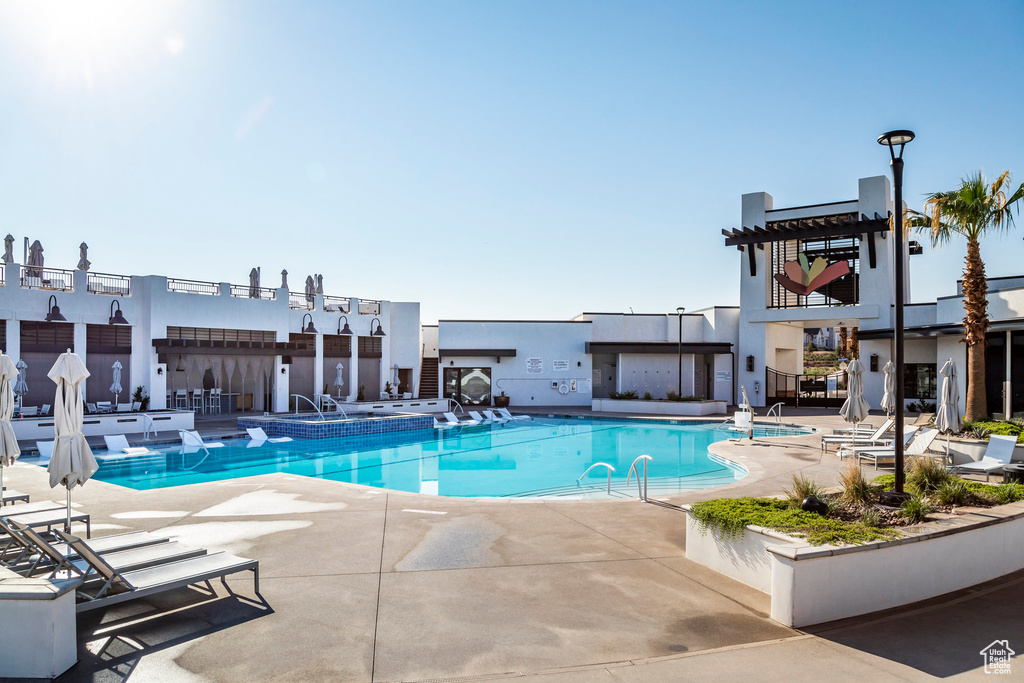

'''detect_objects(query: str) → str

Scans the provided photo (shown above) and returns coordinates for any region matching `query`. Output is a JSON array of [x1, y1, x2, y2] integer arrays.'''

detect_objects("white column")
[[349, 336, 359, 401], [1006, 330, 1013, 419], [4, 319, 19, 363], [73, 322, 87, 398], [274, 356, 289, 412], [313, 332, 324, 400]]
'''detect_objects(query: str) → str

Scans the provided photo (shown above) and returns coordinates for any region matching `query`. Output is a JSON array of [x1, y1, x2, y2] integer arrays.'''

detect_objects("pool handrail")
[[765, 402, 784, 424], [291, 394, 325, 421], [448, 398, 465, 415], [625, 455, 653, 501], [577, 462, 616, 495], [319, 395, 348, 418]]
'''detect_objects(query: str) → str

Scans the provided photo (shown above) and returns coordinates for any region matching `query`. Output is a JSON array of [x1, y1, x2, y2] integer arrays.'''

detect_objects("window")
[[443, 367, 492, 406], [87, 324, 132, 353], [21, 321, 74, 352], [904, 364, 937, 400], [324, 335, 351, 356], [358, 336, 382, 358]]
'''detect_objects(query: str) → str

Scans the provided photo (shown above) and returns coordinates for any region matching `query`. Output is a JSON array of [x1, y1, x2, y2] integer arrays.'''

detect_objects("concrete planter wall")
[[592, 398, 727, 416], [685, 501, 1024, 627], [12, 410, 194, 442]]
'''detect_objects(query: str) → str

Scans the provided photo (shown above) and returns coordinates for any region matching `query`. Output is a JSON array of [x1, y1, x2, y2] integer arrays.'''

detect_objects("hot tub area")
[[237, 411, 434, 439]]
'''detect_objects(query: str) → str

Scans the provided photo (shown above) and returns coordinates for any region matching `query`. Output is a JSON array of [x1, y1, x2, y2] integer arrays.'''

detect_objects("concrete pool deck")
[[2, 408, 1017, 681]]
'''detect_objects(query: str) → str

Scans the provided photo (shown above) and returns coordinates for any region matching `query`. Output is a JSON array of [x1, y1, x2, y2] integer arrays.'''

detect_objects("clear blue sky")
[[1, 1, 1022, 323]]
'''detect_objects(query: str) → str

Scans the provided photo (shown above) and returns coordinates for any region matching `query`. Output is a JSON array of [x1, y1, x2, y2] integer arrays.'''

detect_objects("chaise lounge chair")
[[55, 530, 259, 613], [0, 517, 169, 572], [245, 427, 293, 444], [442, 412, 478, 426], [495, 408, 531, 422], [948, 434, 1019, 482], [482, 410, 509, 424], [856, 427, 938, 470], [821, 418, 894, 452], [1, 508, 91, 538], [103, 434, 157, 456], [468, 410, 492, 424], [179, 430, 226, 454], [838, 426, 919, 459]]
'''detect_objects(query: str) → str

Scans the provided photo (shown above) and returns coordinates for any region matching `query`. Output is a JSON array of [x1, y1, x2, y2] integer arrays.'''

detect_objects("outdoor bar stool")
[[205, 388, 222, 413], [174, 390, 188, 409], [190, 389, 204, 413]]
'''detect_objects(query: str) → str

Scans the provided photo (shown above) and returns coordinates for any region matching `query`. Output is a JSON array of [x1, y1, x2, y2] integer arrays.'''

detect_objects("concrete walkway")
[[0, 409, 1014, 682]]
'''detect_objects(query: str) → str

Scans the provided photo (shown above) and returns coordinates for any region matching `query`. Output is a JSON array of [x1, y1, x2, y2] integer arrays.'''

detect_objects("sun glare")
[[3, 0, 177, 88]]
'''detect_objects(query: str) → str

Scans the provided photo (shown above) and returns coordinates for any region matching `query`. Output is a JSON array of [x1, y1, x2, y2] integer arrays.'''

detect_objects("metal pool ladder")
[[291, 394, 326, 421], [626, 455, 653, 501], [577, 463, 616, 495], [765, 402, 784, 423]]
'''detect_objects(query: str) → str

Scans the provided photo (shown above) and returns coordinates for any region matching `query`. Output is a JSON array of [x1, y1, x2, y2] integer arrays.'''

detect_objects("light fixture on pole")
[[108, 299, 129, 325], [44, 295, 66, 322], [370, 317, 386, 336], [337, 315, 353, 335], [301, 313, 318, 335], [878, 129, 915, 499], [676, 307, 685, 396]]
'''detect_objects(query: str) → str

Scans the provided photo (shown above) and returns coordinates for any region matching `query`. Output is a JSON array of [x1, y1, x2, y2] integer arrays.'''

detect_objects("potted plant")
[[494, 391, 510, 408]]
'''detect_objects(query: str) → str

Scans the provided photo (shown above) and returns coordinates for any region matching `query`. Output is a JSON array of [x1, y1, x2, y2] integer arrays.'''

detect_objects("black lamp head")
[[371, 317, 386, 336], [302, 313, 318, 335], [337, 315, 352, 335], [108, 299, 129, 325], [877, 129, 915, 160], [45, 295, 66, 322]]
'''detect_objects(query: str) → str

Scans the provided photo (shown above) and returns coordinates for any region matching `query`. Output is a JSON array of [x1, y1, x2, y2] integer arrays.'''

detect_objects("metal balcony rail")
[[358, 299, 381, 315], [86, 272, 131, 296], [20, 266, 75, 292], [289, 294, 314, 310], [0, 267, 5, 286], [322, 295, 351, 313], [167, 278, 219, 296], [229, 284, 278, 300]]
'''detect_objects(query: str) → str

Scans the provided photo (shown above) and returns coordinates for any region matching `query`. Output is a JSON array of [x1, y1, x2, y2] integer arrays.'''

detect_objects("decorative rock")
[[801, 496, 829, 516]]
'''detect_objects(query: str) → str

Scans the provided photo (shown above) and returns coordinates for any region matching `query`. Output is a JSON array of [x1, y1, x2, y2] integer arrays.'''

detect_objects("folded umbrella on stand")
[[46, 350, 98, 532], [0, 353, 22, 499]]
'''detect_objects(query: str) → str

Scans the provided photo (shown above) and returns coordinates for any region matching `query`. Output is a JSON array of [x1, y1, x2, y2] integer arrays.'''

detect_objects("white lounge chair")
[[442, 412, 478, 426], [468, 410, 492, 424], [40, 404, 50, 416], [857, 427, 938, 470], [20, 406, 38, 417], [103, 434, 156, 456], [245, 427, 293, 444], [116, 403, 133, 413], [949, 434, 1019, 482], [821, 418, 894, 452], [839, 426, 919, 460], [482, 410, 509, 424], [35, 441, 54, 461], [495, 408, 531, 421], [178, 430, 226, 454]]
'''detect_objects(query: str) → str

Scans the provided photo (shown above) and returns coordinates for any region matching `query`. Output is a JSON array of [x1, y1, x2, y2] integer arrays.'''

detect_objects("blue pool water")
[[81, 418, 809, 498]]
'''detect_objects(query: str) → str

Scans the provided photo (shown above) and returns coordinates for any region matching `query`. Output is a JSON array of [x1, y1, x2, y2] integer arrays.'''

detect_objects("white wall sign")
[[526, 358, 543, 374], [553, 360, 569, 371], [716, 370, 732, 382], [826, 375, 838, 393]]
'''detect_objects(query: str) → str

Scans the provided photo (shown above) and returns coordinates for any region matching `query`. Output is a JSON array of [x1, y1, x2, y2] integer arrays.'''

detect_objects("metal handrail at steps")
[[626, 455, 653, 501], [577, 462, 616, 495], [292, 394, 325, 421]]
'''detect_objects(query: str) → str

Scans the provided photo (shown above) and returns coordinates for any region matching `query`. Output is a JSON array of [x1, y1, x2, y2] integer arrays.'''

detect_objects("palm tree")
[[908, 171, 1024, 422]]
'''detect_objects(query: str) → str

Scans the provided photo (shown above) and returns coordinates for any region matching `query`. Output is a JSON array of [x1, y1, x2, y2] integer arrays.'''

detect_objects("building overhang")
[[586, 342, 733, 355], [152, 338, 308, 356], [722, 212, 891, 247], [438, 349, 518, 362], [857, 317, 1024, 340]]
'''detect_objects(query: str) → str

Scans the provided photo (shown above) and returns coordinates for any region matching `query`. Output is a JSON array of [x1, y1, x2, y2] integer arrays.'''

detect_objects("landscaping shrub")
[[861, 507, 882, 528], [608, 390, 639, 400], [994, 482, 1024, 504], [838, 462, 876, 505], [906, 456, 951, 495], [643, 391, 653, 401], [900, 496, 934, 523], [666, 391, 702, 402], [783, 473, 823, 505], [963, 419, 1024, 443], [935, 479, 971, 506]]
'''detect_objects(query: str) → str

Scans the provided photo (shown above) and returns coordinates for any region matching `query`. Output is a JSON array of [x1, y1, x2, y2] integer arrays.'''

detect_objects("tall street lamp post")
[[878, 129, 915, 497], [677, 307, 685, 396]]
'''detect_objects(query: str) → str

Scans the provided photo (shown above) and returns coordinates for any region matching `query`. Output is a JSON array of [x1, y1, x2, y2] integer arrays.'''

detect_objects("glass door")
[[442, 367, 492, 405]]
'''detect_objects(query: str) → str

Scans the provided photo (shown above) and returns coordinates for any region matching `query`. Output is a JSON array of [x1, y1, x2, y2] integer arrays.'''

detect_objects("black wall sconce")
[[370, 317, 386, 336], [157, 367, 164, 376], [301, 313, 318, 334], [746, 355, 755, 372], [870, 354, 879, 372], [577, 361, 582, 367], [337, 315, 352, 335], [281, 367, 287, 374], [108, 299, 129, 325], [449, 360, 454, 366], [45, 295, 67, 322]]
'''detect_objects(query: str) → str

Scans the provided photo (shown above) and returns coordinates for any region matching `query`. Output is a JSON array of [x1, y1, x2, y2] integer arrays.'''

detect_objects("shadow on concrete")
[[55, 585, 272, 682], [806, 568, 1024, 678]]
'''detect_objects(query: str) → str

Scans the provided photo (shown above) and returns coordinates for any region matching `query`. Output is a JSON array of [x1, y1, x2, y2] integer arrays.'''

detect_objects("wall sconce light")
[[301, 313, 318, 334], [746, 355, 755, 372], [108, 299, 129, 325], [337, 315, 352, 335], [45, 295, 67, 322], [870, 354, 879, 372], [370, 317, 386, 336], [281, 367, 287, 374], [449, 360, 454, 366], [157, 367, 164, 376]]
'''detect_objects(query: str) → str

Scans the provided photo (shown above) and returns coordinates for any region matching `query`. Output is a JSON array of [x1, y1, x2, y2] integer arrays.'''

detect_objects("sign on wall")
[[569, 379, 577, 391], [826, 375, 838, 393], [716, 370, 732, 382], [553, 360, 569, 371], [526, 358, 543, 374]]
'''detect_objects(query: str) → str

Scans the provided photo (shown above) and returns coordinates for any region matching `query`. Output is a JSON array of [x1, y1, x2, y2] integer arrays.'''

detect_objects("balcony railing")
[[322, 295, 351, 313], [358, 299, 381, 315], [289, 294, 314, 310], [0, 267, 5, 286], [167, 278, 219, 296], [20, 266, 74, 292], [87, 271, 131, 296], [230, 284, 278, 300]]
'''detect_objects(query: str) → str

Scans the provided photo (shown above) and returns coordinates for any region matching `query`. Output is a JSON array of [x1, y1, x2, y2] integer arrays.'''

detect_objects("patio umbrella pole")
[[65, 487, 71, 533]]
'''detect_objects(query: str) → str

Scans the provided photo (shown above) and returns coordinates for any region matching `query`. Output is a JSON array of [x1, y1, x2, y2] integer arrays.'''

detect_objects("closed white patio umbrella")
[[13, 358, 28, 409], [839, 358, 870, 427], [392, 364, 401, 393], [110, 360, 123, 404], [881, 360, 896, 415], [0, 353, 22, 498], [46, 350, 98, 532], [935, 358, 962, 462], [334, 362, 345, 398]]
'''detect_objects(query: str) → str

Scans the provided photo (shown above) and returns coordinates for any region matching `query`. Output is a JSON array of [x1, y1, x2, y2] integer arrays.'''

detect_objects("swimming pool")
[[82, 418, 809, 498]]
